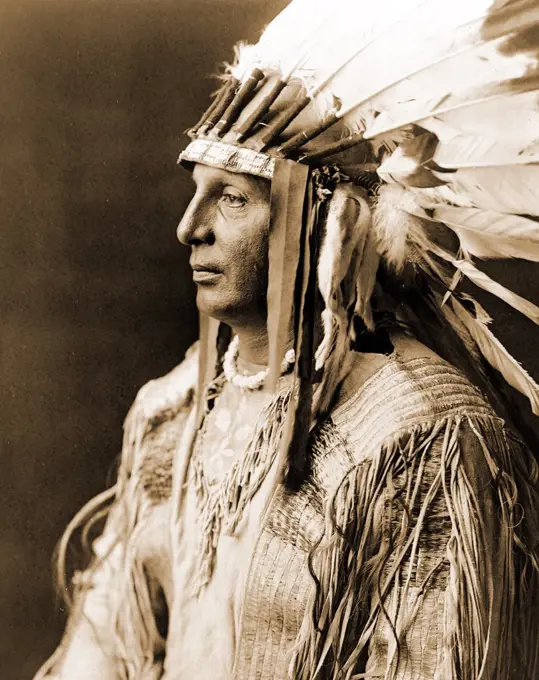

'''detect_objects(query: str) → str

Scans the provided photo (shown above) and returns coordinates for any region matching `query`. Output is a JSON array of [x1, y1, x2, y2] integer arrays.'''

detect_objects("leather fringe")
[[290, 414, 539, 680], [191, 380, 292, 593]]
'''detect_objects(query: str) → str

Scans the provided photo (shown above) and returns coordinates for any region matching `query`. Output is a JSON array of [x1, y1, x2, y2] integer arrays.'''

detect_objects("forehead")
[[192, 163, 270, 195]]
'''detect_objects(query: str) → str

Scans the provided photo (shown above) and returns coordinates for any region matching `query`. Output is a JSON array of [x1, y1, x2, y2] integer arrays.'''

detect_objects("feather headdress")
[[179, 0, 539, 484]]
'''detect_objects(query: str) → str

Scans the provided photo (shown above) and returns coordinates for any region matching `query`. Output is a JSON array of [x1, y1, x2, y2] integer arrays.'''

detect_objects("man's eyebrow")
[[228, 175, 267, 196], [190, 167, 265, 196]]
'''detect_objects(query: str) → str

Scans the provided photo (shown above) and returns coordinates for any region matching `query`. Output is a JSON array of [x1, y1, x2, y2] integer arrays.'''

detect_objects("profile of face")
[[177, 164, 271, 329]]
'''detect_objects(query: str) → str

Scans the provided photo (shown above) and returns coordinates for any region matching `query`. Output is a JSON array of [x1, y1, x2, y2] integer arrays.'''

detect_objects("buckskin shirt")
[[45, 334, 539, 680]]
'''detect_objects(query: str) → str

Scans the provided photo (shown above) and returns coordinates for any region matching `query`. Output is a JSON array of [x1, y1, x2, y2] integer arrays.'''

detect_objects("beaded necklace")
[[223, 335, 295, 390]]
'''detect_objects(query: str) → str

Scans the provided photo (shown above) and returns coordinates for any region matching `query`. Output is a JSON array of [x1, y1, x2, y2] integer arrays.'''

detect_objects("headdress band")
[[179, 139, 274, 180]]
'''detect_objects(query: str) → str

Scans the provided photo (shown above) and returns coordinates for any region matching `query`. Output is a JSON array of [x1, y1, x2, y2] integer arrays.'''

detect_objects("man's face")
[[177, 164, 271, 327]]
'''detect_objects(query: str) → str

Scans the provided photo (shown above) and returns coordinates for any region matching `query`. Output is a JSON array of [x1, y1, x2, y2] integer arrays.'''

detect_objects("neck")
[[233, 325, 270, 365]]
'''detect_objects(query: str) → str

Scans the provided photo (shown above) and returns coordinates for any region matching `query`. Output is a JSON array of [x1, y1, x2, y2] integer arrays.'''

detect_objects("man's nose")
[[176, 193, 214, 246]]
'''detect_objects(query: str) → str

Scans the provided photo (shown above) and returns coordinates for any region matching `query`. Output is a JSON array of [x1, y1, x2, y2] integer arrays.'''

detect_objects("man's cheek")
[[234, 254, 255, 284]]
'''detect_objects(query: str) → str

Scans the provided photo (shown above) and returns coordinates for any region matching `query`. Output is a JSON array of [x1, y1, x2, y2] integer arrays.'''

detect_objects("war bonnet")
[[178, 0, 539, 486]]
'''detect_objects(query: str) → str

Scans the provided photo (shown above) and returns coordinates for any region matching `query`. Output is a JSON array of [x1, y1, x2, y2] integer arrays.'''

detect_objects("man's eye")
[[221, 189, 247, 208]]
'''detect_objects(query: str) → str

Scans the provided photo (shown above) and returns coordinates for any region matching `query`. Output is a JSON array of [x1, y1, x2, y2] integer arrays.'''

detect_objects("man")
[[36, 0, 539, 678]]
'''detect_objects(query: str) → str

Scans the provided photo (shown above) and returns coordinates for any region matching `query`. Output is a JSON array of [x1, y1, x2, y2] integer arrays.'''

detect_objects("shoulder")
[[126, 341, 199, 426], [330, 333, 494, 462], [117, 342, 199, 501]]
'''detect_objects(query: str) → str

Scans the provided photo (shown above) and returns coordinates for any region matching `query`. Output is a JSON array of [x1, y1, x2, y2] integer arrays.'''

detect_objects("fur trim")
[[316, 184, 372, 371], [372, 184, 427, 272]]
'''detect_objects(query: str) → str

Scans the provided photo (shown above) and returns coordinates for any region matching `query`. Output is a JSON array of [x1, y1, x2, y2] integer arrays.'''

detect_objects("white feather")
[[428, 243, 539, 323], [231, 0, 539, 407], [433, 134, 539, 170], [377, 133, 444, 187], [411, 185, 477, 209], [254, 0, 350, 79], [230, 43, 262, 81], [364, 69, 536, 142], [319, 0, 495, 113], [432, 165, 539, 215], [422, 89, 539, 147], [451, 297, 539, 415], [432, 207, 539, 261], [324, 1, 535, 129], [453, 259, 539, 324]]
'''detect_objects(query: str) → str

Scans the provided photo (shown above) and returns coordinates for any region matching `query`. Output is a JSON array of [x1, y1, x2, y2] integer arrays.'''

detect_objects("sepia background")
[[1, 1, 538, 678]]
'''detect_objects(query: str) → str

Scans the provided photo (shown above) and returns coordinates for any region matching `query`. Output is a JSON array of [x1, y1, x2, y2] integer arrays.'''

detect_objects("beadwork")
[[223, 335, 295, 390]]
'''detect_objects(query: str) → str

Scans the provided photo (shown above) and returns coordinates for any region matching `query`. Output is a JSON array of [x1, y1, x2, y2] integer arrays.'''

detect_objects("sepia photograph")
[[2, 1, 539, 678]]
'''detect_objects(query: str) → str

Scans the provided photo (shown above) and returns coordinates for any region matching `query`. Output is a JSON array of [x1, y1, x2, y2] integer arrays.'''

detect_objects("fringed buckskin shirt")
[[44, 335, 539, 680]]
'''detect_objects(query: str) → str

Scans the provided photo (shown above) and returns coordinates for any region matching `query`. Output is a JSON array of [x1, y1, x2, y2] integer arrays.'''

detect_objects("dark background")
[[1, 2, 537, 679], [0, 2, 287, 677]]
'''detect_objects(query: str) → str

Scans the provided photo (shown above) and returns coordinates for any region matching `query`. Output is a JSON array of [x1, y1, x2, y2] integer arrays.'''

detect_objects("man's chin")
[[195, 290, 265, 329], [195, 289, 233, 323]]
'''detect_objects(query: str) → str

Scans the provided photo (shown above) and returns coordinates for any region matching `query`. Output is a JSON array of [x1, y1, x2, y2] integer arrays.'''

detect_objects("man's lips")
[[191, 263, 222, 273], [190, 263, 223, 283]]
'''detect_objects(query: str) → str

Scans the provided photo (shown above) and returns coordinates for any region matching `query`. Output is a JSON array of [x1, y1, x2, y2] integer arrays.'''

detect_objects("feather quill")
[[454, 259, 539, 323], [451, 296, 539, 414], [428, 245, 539, 323]]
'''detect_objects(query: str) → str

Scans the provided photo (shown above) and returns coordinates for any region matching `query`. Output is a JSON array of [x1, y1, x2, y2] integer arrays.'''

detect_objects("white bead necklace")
[[223, 335, 295, 390]]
